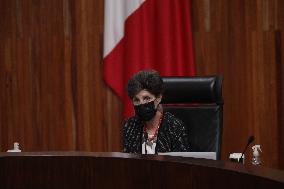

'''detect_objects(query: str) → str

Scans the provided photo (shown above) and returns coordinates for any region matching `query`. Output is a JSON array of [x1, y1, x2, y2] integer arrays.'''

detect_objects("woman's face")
[[132, 90, 161, 107]]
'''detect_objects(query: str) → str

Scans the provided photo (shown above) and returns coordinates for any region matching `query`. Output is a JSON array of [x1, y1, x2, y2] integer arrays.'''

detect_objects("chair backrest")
[[161, 76, 223, 160]]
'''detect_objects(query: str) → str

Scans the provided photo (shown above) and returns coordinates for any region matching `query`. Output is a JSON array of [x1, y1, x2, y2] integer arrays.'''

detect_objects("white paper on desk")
[[158, 152, 216, 160]]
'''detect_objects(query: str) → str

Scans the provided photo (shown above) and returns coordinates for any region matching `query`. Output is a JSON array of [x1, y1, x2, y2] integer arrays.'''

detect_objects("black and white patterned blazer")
[[123, 111, 190, 153]]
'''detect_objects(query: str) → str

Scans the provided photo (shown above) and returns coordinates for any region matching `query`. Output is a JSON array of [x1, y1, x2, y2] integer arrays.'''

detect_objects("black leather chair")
[[161, 76, 223, 160]]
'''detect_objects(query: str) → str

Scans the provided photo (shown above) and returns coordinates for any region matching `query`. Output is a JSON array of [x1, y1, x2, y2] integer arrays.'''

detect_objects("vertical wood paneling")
[[278, 31, 284, 169], [0, 0, 284, 170], [191, 0, 284, 168], [0, 0, 122, 152]]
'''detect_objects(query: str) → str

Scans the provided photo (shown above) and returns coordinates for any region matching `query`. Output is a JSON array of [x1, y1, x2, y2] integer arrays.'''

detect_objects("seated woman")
[[123, 69, 190, 154]]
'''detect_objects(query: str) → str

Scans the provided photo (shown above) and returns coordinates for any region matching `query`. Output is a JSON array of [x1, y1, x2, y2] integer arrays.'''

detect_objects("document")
[[158, 152, 216, 160]]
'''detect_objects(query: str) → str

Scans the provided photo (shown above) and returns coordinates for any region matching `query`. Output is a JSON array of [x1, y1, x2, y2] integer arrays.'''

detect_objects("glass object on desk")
[[229, 153, 244, 164], [251, 145, 262, 165], [7, 142, 21, 152]]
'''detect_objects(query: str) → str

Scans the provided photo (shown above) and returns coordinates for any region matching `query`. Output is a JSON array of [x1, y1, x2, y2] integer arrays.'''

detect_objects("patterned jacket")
[[123, 111, 190, 153]]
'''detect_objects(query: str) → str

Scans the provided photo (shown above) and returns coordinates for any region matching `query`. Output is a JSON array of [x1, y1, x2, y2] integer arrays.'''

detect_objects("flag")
[[103, 0, 195, 118]]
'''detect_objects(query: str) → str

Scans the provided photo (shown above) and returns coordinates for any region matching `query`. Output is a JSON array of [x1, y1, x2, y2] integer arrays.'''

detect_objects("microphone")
[[239, 135, 255, 163]]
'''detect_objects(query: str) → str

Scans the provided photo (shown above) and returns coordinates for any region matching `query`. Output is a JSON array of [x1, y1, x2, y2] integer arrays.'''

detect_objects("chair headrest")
[[161, 76, 223, 104]]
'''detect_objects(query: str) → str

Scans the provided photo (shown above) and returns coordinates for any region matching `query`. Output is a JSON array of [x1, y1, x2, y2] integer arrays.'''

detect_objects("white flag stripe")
[[103, 0, 146, 57]]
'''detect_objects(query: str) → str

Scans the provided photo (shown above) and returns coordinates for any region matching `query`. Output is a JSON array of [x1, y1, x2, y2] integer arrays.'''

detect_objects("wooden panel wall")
[[0, 0, 283, 169], [0, 0, 122, 152], [191, 0, 284, 169]]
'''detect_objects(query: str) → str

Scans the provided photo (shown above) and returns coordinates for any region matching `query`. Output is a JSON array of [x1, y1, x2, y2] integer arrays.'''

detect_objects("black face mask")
[[134, 101, 157, 121]]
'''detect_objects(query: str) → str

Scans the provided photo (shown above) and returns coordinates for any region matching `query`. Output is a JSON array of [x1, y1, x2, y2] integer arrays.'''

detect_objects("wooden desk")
[[0, 152, 283, 189]]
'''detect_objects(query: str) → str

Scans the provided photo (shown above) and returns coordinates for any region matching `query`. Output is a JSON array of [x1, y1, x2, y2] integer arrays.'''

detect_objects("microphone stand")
[[239, 136, 255, 163]]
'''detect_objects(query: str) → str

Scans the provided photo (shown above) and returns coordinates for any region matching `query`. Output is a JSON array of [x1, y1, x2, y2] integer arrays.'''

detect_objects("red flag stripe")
[[104, 0, 195, 118]]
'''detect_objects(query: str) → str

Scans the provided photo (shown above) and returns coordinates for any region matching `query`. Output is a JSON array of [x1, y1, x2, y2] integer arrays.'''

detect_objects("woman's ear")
[[157, 95, 162, 104]]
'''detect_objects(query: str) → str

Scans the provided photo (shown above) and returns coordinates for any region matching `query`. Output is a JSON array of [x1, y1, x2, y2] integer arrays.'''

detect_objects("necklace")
[[143, 111, 163, 142]]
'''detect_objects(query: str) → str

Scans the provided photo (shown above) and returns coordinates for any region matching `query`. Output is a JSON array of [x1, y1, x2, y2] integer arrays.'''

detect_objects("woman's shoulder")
[[123, 116, 142, 129], [124, 115, 139, 124], [123, 116, 143, 139], [163, 111, 184, 126], [162, 111, 187, 133]]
